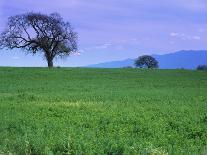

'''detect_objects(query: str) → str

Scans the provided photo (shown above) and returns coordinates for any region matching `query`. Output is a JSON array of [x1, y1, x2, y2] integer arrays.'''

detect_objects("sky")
[[0, 0, 207, 67]]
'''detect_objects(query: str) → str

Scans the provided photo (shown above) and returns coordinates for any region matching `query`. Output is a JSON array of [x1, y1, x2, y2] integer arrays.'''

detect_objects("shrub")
[[197, 65, 207, 71]]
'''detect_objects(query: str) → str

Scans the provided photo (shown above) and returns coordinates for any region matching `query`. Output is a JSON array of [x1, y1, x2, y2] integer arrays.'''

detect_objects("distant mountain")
[[87, 58, 134, 68], [87, 50, 207, 69]]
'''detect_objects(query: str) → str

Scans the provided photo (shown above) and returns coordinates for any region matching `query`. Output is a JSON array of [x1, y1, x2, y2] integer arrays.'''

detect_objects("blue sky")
[[0, 0, 207, 67]]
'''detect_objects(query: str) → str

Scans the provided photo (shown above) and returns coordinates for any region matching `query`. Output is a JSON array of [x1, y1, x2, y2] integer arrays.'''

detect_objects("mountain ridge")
[[86, 50, 207, 69]]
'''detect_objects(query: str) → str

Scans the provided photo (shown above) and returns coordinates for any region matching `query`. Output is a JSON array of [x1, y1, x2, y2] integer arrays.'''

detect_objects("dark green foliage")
[[197, 65, 207, 71], [135, 55, 159, 69], [0, 68, 207, 154]]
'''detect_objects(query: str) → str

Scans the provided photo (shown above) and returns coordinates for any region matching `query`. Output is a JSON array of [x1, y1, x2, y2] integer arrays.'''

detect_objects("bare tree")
[[0, 12, 78, 67]]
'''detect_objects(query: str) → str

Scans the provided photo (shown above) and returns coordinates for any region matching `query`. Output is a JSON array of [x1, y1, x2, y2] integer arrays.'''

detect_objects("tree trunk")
[[47, 59, 53, 68]]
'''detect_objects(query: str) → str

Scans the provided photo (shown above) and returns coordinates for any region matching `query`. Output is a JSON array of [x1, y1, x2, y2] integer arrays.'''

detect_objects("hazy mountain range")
[[87, 50, 207, 69]]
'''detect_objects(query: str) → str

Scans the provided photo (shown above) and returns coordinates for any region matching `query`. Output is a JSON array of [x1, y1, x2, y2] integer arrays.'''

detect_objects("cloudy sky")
[[0, 0, 207, 67]]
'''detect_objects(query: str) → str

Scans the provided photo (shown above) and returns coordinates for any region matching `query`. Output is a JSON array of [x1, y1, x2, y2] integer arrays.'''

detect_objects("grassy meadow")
[[0, 67, 207, 154]]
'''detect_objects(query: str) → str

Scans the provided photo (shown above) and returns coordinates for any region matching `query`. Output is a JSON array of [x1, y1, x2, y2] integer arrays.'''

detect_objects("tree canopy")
[[135, 55, 159, 69], [0, 12, 78, 67], [197, 65, 207, 71]]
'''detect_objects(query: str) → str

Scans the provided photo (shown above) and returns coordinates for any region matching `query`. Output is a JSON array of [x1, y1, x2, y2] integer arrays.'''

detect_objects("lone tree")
[[0, 12, 78, 67], [197, 65, 207, 71], [135, 55, 159, 69]]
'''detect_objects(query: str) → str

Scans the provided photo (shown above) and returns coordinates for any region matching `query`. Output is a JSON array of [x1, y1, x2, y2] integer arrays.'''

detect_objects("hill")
[[87, 50, 207, 69], [0, 68, 207, 154]]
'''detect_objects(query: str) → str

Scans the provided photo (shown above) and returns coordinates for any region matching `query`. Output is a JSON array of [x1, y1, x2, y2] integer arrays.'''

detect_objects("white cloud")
[[193, 36, 201, 40], [11, 56, 20, 60], [170, 32, 179, 37], [170, 32, 201, 40], [72, 49, 86, 56], [72, 52, 81, 56], [93, 43, 112, 49], [79, 49, 85, 53]]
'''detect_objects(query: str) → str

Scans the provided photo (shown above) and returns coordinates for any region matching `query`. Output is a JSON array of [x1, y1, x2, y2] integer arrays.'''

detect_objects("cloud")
[[79, 49, 85, 53], [193, 36, 201, 40], [93, 43, 112, 49], [11, 56, 20, 60], [98, 43, 112, 49], [170, 32, 180, 37], [89, 42, 134, 51], [72, 49, 86, 56], [72, 52, 81, 56], [170, 32, 201, 40]]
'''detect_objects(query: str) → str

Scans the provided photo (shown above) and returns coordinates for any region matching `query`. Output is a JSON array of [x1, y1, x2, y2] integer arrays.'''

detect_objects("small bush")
[[197, 65, 207, 71]]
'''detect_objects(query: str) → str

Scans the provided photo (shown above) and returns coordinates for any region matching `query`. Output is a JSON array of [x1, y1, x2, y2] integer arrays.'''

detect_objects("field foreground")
[[0, 68, 207, 155]]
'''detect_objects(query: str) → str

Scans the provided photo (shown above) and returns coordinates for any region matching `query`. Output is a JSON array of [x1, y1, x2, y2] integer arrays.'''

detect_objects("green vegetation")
[[197, 65, 207, 71], [0, 67, 207, 154], [135, 55, 158, 69]]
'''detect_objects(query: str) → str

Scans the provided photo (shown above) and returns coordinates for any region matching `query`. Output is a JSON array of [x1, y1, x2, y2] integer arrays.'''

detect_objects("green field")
[[0, 67, 207, 155]]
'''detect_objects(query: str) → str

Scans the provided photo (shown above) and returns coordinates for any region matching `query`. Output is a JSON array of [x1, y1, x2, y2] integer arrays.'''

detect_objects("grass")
[[0, 67, 207, 154]]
